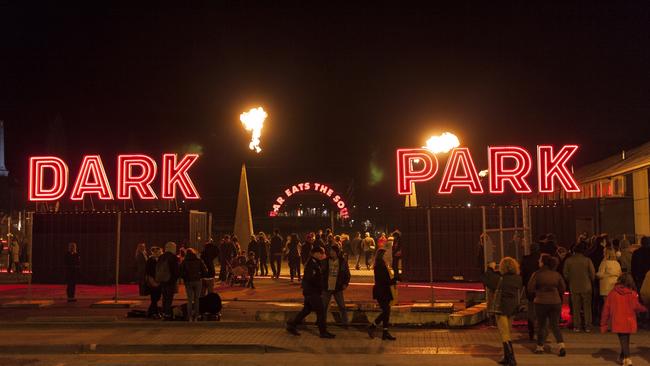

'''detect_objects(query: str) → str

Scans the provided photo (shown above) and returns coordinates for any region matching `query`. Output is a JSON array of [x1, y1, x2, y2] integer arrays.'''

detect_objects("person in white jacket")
[[597, 248, 622, 299]]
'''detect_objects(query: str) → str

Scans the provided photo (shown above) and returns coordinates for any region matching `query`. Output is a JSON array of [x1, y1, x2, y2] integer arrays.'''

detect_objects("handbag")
[[488, 277, 503, 314]]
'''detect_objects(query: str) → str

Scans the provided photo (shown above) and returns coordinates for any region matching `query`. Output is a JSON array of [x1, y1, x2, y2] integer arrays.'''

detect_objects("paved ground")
[[0, 324, 647, 365]]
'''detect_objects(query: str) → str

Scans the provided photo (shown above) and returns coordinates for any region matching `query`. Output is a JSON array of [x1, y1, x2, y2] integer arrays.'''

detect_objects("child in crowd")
[[600, 273, 647, 366], [246, 251, 257, 289]]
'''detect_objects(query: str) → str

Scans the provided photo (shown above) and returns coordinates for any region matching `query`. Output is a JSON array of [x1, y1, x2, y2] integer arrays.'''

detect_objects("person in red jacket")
[[600, 273, 647, 366]]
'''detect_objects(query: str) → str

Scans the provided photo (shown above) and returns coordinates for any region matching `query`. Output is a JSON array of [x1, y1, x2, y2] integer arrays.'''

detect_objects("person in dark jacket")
[[314, 230, 325, 251], [563, 243, 596, 332], [301, 233, 315, 266], [134, 243, 148, 296], [521, 243, 542, 340], [321, 245, 351, 327], [528, 254, 567, 356], [218, 235, 235, 282], [270, 229, 284, 278], [481, 261, 500, 325], [286, 246, 334, 338], [287, 233, 302, 282], [256, 232, 269, 276], [158, 241, 180, 320], [368, 248, 397, 340], [632, 236, 650, 290], [391, 230, 402, 280], [180, 248, 207, 321], [201, 239, 219, 295], [64, 242, 80, 303], [145, 247, 162, 318], [350, 232, 363, 270], [493, 257, 523, 366]]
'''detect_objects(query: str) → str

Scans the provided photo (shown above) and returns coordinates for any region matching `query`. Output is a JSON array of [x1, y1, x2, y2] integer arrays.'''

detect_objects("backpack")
[[155, 257, 171, 283]]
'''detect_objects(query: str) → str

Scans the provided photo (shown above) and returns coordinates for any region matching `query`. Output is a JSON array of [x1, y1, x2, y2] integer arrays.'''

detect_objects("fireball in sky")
[[424, 132, 460, 154], [240, 107, 267, 153]]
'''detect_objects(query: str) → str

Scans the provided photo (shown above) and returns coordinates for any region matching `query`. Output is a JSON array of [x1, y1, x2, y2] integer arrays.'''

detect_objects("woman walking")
[[64, 242, 81, 303], [597, 248, 622, 301], [180, 248, 208, 321], [367, 248, 396, 340], [527, 254, 567, 356], [256, 232, 269, 276], [601, 273, 647, 366], [492, 257, 523, 366]]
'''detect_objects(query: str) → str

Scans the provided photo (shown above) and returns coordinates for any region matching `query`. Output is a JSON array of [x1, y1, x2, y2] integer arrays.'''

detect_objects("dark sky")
[[2, 3, 649, 217]]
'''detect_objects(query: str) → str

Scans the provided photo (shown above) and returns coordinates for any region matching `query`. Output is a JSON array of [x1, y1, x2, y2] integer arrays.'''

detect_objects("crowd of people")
[[482, 233, 650, 366], [63, 228, 403, 327]]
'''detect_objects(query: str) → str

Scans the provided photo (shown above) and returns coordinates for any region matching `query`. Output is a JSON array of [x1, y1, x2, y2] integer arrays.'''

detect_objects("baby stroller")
[[227, 254, 250, 287]]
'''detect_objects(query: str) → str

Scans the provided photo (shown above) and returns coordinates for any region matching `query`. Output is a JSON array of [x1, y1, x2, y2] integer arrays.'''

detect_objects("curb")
[[0, 344, 290, 354]]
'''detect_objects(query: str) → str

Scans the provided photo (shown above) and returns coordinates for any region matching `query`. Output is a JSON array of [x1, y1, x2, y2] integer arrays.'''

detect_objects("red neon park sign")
[[396, 145, 580, 195], [269, 182, 349, 218], [28, 154, 200, 201]]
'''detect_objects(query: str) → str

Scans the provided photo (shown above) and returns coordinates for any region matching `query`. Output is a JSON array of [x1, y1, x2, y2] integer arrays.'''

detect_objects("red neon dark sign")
[[396, 145, 580, 195], [29, 154, 200, 201]]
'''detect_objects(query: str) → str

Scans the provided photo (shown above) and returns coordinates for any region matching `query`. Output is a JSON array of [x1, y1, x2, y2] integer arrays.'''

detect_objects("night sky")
[[2, 3, 649, 219]]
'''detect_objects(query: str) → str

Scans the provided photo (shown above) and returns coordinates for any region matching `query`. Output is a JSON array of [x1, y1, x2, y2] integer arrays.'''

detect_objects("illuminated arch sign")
[[28, 154, 200, 201], [270, 182, 349, 218], [396, 145, 580, 195]]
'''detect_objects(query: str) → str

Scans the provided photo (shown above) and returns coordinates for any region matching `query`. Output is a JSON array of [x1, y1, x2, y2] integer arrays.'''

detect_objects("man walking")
[[157, 241, 180, 320], [350, 232, 363, 270], [563, 243, 596, 332], [286, 246, 335, 338], [322, 245, 351, 328], [361, 232, 375, 270], [270, 229, 284, 278]]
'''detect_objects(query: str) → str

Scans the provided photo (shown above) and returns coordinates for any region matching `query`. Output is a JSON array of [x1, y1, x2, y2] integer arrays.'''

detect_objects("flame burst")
[[424, 132, 460, 154], [240, 107, 268, 153]]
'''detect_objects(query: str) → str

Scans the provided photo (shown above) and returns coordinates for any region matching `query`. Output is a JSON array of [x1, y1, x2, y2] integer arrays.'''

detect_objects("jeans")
[[617, 333, 630, 358], [184, 280, 201, 319], [218, 260, 229, 281], [289, 256, 301, 281], [364, 251, 372, 267], [161, 283, 176, 318], [66, 279, 76, 299], [535, 303, 564, 346], [322, 290, 348, 325], [570, 291, 592, 330], [259, 257, 268, 276], [374, 299, 391, 329], [270, 254, 282, 277], [496, 315, 513, 342], [291, 294, 327, 334], [148, 287, 162, 316]]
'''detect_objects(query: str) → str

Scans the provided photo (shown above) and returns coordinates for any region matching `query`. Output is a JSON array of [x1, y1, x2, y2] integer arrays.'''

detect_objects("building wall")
[[633, 168, 650, 242]]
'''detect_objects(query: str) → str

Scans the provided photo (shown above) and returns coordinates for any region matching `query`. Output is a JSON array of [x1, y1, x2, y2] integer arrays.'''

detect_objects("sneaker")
[[534, 345, 544, 354], [319, 332, 336, 339], [573, 328, 581, 333], [559, 347, 566, 357], [584, 327, 592, 333], [382, 331, 396, 341]]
